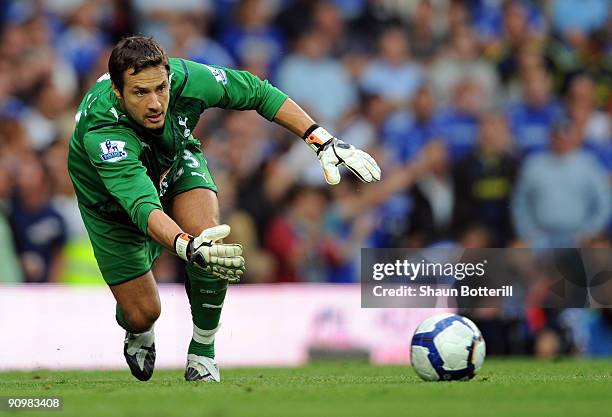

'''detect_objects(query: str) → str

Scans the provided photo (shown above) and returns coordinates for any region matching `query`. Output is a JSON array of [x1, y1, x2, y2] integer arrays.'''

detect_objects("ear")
[[111, 83, 122, 100]]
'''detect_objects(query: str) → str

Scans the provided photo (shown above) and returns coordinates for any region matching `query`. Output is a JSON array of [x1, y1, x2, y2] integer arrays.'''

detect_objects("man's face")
[[523, 69, 551, 107], [413, 88, 433, 120], [479, 114, 510, 154], [550, 126, 580, 155], [113, 65, 170, 130]]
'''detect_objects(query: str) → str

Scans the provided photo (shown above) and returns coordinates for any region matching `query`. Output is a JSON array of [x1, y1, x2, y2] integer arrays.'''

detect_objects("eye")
[[135, 90, 145, 97], [157, 84, 167, 93]]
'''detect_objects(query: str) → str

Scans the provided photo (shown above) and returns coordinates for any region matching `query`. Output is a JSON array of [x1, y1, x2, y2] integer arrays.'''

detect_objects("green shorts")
[[81, 143, 217, 286]]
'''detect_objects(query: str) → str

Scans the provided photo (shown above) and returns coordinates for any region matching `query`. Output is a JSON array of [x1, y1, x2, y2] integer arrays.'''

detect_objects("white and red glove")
[[303, 125, 381, 185], [174, 224, 244, 283]]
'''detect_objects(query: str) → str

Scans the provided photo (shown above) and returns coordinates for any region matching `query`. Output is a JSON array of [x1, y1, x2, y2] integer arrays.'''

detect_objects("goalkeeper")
[[67, 36, 380, 382]]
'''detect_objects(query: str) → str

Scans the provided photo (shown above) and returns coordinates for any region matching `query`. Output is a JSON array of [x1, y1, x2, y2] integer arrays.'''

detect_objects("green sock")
[[188, 340, 215, 357], [185, 263, 228, 359]]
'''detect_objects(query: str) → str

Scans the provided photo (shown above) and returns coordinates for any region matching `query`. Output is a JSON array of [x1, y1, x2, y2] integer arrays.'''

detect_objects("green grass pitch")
[[1, 359, 611, 417]]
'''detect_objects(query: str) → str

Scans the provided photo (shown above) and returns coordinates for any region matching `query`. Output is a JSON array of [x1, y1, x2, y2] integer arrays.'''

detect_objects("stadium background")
[[0, 0, 610, 363]]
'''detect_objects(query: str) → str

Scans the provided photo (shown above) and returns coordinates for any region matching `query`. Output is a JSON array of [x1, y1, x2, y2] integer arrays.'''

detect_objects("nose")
[[147, 93, 162, 112]]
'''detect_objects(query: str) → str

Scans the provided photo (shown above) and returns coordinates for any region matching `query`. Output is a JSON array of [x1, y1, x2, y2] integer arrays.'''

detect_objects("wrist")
[[302, 124, 334, 155], [174, 232, 193, 261]]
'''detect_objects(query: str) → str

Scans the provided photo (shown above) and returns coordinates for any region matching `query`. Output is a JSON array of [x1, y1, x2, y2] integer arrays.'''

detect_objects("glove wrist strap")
[[174, 232, 193, 261], [302, 124, 334, 155]]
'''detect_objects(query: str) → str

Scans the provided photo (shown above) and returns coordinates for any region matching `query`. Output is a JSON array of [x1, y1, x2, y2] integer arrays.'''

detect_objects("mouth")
[[146, 113, 163, 123]]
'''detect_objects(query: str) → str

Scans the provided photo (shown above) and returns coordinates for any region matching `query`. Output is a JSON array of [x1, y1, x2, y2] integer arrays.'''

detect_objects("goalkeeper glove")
[[174, 224, 244, 283], [302, 124, 381, 185]]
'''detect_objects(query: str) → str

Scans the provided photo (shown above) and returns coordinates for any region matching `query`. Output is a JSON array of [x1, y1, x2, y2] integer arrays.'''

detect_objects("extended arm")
[[273, 97, 315, 137], [187, 61, 381, 185]]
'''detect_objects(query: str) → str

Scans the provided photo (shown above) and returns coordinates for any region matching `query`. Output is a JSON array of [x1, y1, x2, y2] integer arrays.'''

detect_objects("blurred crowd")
[[0, 0, 610, 355]]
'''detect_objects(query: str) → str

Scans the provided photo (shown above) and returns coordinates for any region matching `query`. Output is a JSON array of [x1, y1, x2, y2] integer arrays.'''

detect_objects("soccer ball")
[[410, 313, 486, 381]]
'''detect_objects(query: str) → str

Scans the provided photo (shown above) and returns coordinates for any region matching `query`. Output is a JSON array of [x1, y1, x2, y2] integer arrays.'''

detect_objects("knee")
[[125, 303, 161, 333]]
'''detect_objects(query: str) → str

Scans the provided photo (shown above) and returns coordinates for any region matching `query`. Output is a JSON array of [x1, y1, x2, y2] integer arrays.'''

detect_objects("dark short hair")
[[109, 36, 170, 93]]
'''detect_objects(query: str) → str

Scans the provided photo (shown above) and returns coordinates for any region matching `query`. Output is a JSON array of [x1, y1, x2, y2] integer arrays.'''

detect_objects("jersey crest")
[[100, 140, 128, 162], [203, 65, 227, 85]]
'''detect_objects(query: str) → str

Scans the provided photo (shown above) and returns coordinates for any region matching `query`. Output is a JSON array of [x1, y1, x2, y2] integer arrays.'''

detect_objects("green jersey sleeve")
[[83, 128, 162, 234], [181, 59, 288, 120]]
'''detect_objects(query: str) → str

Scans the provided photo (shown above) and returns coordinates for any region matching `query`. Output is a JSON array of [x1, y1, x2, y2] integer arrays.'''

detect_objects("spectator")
[[348, 0, 402, 53], [566, 74, 611, 156], [405, 140, 454, 245], [506, 66, 564, 154], [445, 0, 471, 36], [8, 156, 67, 282], [568, 75, 612, 184], [374, 87, 458, 247], [547, 27, 612, 105], [497, 41, 552, 99], [206, 110, 275, 184], [0, 118, 31, 163], [491, 2, 549, 87], [452, 111, 519, 246], [430, 24, 500, 107], [338, 92, 392, 153], [166, 12, 235, 69], [437, 79, 485, 161], [19, 79, 72, 152], [55, 2, 109, 79], [131, 0, 212, 45], [43, 139, 86, 240], [216, 171, 276, 284], [0, 59, 23, 118], [275, 0, 321, 46], [311, 2, 348, 56], [220, 0, 284, 70], [359, 26, 424, 105], [276, 29, 357, 129], [405, 0, 444, 63], [511, 120, 611, 248], [325, 176, 377, 283], [265, 185, 339, 282], [475, 0, 546, 49], [580, 29, 612, 109], [382, 84, 441, 164], [4, 14, 78, 108]]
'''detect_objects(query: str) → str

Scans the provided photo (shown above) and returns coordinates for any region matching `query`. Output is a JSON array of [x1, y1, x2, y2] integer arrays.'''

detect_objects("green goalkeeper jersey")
[[68, 58, 287, 235]]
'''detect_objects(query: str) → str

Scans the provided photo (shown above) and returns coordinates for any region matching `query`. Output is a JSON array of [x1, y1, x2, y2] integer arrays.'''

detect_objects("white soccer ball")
[[411, 313, 486, 381]]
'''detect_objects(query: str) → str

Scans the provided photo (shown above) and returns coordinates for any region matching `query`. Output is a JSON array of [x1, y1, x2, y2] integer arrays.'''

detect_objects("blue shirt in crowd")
[[437, 107, 480, 161], [220, 25, 284, 68], [512, 149, 611, 247], [381, 110, 442, 164], [9, 198, 67, 283], [359, 60, 423, 102], [506, 100, 564, 155]]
